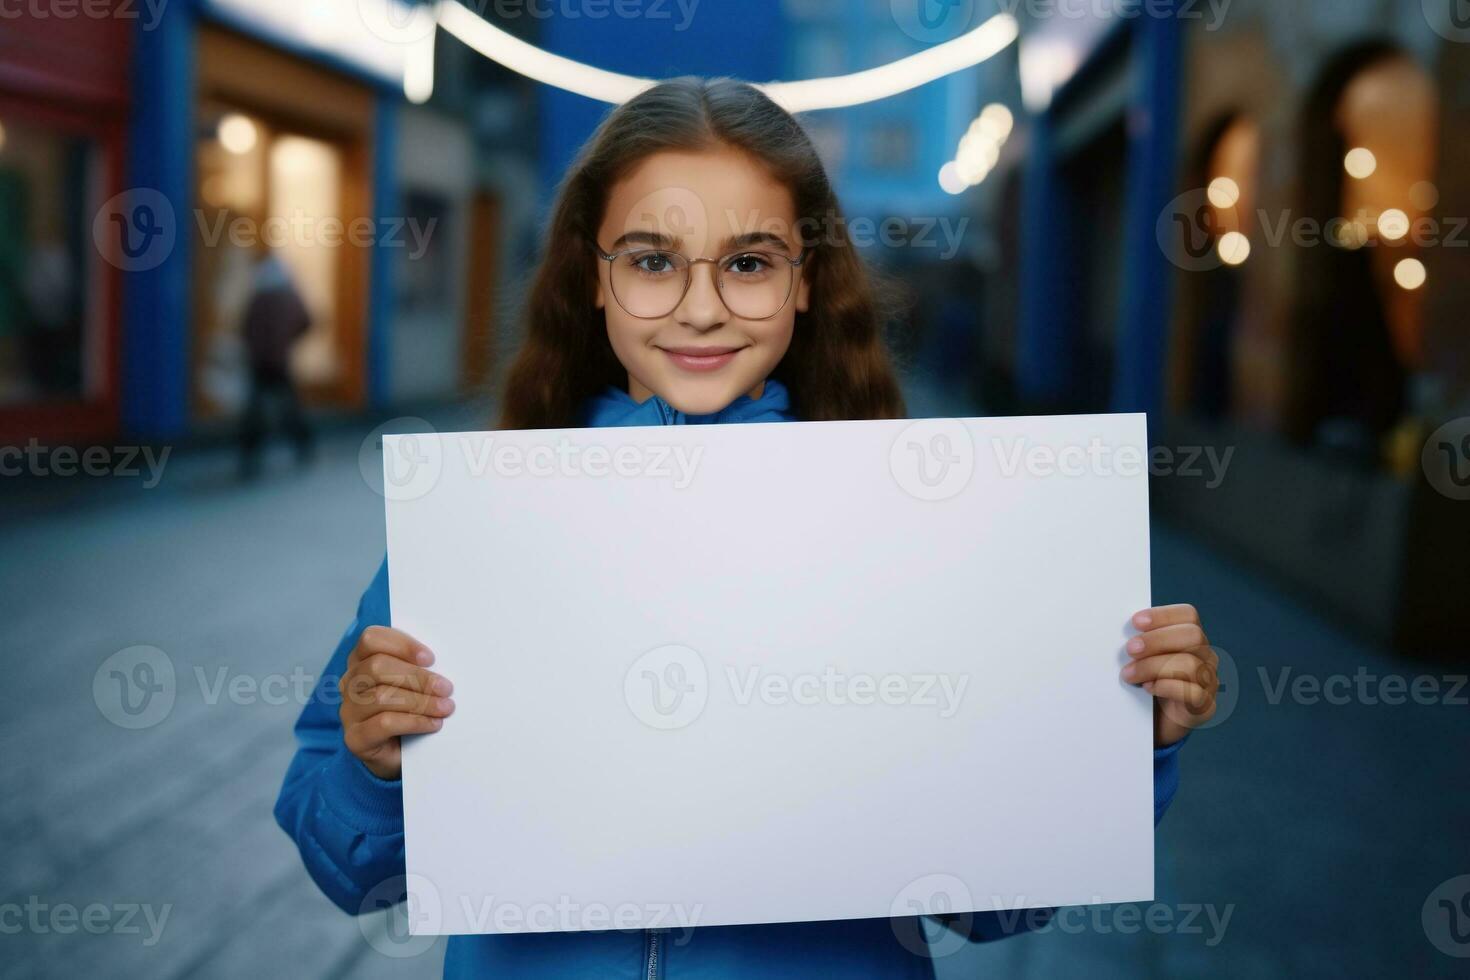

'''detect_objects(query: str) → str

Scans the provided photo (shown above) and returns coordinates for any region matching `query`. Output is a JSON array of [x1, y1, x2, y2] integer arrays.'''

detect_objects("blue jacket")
[[275, 378, 1186, 978]]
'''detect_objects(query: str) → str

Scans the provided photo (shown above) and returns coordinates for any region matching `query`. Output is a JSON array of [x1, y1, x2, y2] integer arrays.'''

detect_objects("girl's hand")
[[339, 626, 455, 780], [1120, 604, 1218, 748]]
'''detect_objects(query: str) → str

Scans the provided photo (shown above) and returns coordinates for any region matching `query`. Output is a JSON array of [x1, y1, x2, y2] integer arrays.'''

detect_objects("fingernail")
[[416, 648, 435, 666], [438, 697, 455, 715], [1143, 681, 1155, 694], [1121, 663, 1137, 681], [1127, 636, 1145, 654], [1135, 612, 1152, 628], [432, 676, 453, 697], [430, 717, 443, 729]]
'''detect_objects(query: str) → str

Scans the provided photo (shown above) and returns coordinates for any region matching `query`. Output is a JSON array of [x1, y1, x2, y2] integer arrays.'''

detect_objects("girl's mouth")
[[659, 345, 745, 372]]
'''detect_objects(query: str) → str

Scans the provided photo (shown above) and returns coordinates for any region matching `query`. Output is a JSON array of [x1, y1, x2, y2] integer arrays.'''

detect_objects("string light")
[[434, 1, 1018, 113]]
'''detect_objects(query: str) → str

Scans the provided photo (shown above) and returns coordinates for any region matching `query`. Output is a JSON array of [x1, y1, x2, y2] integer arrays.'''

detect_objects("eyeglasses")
[[594, 242, 805, 320]]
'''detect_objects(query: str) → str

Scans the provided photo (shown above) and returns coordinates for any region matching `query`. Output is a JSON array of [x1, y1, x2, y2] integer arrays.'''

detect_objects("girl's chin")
[[653, 379, 752, 417]]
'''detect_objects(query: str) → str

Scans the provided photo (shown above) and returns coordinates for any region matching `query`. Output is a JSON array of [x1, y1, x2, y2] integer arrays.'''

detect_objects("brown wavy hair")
[[498, 76, 906, 428]]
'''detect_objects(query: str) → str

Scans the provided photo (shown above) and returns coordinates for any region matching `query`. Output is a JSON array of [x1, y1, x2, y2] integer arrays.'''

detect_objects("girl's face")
[[594, 147, 810, 415]]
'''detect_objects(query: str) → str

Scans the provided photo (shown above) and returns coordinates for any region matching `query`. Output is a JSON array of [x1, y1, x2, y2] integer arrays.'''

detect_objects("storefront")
[[123, 0, 476, 437], [0, 6, 133, 444]]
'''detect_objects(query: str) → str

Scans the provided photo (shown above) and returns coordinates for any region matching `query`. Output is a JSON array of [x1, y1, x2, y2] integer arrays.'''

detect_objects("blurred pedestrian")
[[238, 252, 314, 480]]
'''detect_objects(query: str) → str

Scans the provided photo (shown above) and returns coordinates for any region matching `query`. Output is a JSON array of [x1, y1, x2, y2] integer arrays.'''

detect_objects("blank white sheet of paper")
[[384, 414, 1154, 936]]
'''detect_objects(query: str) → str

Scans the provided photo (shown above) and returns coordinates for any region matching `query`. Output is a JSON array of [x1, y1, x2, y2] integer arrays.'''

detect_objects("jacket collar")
[[584, 378, 795, 428]]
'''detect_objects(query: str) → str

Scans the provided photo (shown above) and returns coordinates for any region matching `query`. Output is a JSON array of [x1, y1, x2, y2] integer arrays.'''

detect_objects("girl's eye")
[[724, 252, 773, 277], [630, 251, 680, 276]]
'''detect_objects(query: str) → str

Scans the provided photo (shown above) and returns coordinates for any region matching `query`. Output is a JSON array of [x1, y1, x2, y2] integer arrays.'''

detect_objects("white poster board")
[[384, 414, 1154, 936]]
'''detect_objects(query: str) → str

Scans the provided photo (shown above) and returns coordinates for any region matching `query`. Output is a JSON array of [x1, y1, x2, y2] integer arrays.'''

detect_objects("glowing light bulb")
[[1207, 177, 1240, 210], [1394, 258, 1426, 291], [218, 114, 258, 155], [1344, 147, 1376, 180], [1218, 231, 1251, 266]]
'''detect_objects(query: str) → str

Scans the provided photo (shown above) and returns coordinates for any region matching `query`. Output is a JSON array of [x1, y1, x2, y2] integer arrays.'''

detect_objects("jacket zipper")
[[646, 394, 675, 979], [644, 927, 664, 979]]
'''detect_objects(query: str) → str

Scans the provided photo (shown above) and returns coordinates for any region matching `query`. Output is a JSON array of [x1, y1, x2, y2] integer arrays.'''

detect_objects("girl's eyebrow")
[[609, 229, 796, 255]]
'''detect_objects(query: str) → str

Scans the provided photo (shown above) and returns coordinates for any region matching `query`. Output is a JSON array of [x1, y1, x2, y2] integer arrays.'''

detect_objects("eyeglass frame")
[[592, 240, 807, 321]]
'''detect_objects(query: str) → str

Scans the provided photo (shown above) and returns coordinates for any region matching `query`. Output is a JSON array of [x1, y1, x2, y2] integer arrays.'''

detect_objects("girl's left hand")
[[1120, 603, 1218, 748]]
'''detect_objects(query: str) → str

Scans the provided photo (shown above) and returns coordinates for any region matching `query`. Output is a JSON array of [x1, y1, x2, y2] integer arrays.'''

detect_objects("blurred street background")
[[3, 0, 1469, 976]]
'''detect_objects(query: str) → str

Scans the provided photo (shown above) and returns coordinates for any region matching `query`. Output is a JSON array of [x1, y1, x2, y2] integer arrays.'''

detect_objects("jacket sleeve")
[[273, 556, 407, 915], [940, 737, 1188, 943]]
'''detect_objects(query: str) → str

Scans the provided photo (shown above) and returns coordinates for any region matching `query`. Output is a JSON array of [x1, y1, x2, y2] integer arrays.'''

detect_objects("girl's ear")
[[595, 276, 606, 310], [795, 266, 811, 313]]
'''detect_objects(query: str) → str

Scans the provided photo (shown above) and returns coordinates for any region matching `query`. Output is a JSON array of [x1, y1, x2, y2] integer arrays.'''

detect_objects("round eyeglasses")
[[594, 243, 805, 320]]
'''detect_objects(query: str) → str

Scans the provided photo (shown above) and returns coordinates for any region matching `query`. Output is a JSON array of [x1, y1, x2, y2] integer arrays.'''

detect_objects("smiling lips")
[[660, 345, 745, 372]]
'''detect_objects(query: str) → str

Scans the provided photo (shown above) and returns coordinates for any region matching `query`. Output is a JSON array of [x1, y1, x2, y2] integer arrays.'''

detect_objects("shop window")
[[1290, 48, 1438, 465], [0, 116, 102, 407], [193, 108, 347, 416]]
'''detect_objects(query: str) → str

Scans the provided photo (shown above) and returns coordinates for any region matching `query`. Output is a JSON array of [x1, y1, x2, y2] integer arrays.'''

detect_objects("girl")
[[275, 77, 1218, 978]]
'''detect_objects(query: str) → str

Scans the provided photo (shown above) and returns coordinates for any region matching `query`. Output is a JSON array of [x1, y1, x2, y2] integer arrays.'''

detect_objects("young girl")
[[275, 77, 1218, 978]]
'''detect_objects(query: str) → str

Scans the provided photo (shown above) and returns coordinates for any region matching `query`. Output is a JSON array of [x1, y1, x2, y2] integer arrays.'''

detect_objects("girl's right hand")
[[338, 626, 455, 780]]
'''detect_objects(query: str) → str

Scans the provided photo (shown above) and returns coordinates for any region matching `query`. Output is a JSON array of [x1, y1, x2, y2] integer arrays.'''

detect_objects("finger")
[[346, 711, 444, 753], [350, 625, 434, 667], [360, 654, 453, 695], [1126, 622, 1208, 658], [1122, 651, 1214, 687], [341, 662, 451, 711], [1144, 678, 1216, 717], [349, 684, 456, 720], [1131, 604, 1199, 631]]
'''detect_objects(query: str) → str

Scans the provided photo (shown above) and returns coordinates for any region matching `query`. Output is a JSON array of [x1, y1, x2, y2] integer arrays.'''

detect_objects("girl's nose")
[[675, 262, 728, 332]]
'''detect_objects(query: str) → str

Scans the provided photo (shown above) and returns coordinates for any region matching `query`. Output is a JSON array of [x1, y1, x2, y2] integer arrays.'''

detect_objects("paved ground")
[[1, 400, 1465, 978]]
